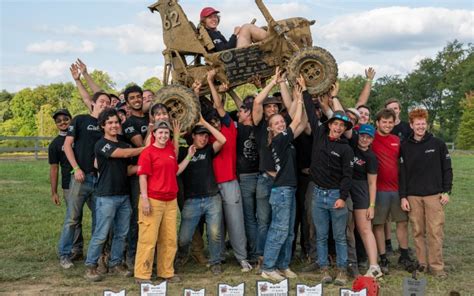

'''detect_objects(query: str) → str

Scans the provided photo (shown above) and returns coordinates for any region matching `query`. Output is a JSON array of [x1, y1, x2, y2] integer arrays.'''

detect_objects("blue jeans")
[[58, 174, 96, 258], [256, 173, 273, 256], [312, 186, 348, 268], [239, 173, 259, 260], [85, 195, 131, 267], [127, 175, 140, 263], [262, 186, 296, 271], [178, 195, 222, 265]]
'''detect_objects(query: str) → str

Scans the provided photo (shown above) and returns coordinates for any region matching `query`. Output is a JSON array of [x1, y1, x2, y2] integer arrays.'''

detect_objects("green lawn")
[[0, 155, 473, 295]]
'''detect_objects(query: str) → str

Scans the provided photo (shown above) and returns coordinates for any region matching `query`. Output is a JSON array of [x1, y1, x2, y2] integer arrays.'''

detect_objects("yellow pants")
[[134, 198, 178, 279]]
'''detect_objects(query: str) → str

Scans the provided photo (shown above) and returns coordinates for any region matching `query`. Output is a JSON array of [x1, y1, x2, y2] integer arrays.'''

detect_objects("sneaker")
[[59, 256, 74, 269], [162, 275, 182, 283], [398, 255, 417, 272], [301, 262, 320, 272], [97, 254, 108, 274], [261, 270, 285, 282], [84, 266, 104, 282], [417, 264, 428, 273], [240, 260, 253, 272], [277, 268, 297, 279], [320, 267, 332, 284], [380, 257, 390, 275], [365, 265, 383, 279], [334, 268, 348, 286], [347, 263, 360, 278], [135, 278, 152, 284], [255, 256, 264, 275], [191, 252, 207, 265], [109, 264, 133, 277], [210, 264, 222, 275], [430, 269, 447, 279]]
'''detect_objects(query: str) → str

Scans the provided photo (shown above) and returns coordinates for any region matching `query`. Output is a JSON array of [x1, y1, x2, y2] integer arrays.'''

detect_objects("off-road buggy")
[[148, 0, 338, 131]]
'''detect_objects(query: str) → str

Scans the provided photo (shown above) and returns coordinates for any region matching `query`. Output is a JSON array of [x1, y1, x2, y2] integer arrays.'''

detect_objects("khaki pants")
[[407, 194, 445, 271], [134, 198, 178, 279]]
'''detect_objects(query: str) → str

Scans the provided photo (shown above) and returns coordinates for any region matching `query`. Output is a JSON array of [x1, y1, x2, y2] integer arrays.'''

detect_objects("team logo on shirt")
[[87, 124, 99, 131], [141, 125, 148, 133], [425, 149, 435, 154], [101, 143, 112, 153], [390, 143, 399, 147], [353, 157, 366, 166], [331, 151, 340, 157], [190, 153, 206, 162], [214, 39, 222, 44], [125, 126, 135, 134], [68, 125, 74, 132]]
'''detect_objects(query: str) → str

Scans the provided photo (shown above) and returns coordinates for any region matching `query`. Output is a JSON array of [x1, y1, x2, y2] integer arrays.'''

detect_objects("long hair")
[[266, 113, 284, 148]]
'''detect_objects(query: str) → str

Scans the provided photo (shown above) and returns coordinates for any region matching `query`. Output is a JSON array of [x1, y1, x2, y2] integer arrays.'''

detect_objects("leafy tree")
[[142, 77, 162, 93], [456, 91, 474, 150], [338, 75, 366, 108]]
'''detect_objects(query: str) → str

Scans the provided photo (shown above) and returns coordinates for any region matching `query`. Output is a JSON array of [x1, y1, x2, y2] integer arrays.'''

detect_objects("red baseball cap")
[[200, 7, 220, 20]]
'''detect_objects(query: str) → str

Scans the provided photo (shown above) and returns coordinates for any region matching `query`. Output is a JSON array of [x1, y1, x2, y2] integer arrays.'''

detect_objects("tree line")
[[0, 40, 472, 149]]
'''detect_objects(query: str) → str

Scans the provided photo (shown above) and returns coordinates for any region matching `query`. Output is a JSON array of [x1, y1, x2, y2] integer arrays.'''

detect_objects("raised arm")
[[198, 115, 226, 153], [276, 69, 292, 112], [252, 73, 278, 125], [228, 89, 243, 109], [76, 59, 102, 94], [298, 75, 319, 133], [288, 84, 303, 136], [177, 144, 196, 175], [70, 64, 92, 112], [207, 69, 226, 118], [356, 67, 375, 107]]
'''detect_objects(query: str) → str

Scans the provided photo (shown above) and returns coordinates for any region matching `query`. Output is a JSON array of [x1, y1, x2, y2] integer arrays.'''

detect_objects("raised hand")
[[365, 67, 376, 80], [70, 63, 81, 80], [76, 58, 88, 74]]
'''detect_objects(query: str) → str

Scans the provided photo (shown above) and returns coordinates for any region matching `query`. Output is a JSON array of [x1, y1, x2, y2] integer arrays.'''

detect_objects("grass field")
[[0, 155, 473, 295]]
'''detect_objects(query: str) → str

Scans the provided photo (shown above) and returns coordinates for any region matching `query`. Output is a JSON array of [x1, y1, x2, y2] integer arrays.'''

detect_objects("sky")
[[1, 0, 473, 93]]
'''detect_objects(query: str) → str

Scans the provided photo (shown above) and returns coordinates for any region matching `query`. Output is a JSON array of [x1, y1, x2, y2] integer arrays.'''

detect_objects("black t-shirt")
[[254, 119, 275, 172], [178, 144, 219, 199], [237, 123, 259, 174], [122, 115, 149, 164], [391, 121, 412, 143], [206, 29, 237, 52], [94, 138, 131, 197], [271, 128, 297, 187], [67, 114, 102, 174], [352, 146, 378, 181], [48, 133, 72, 189], [294, 132, 312, 170]]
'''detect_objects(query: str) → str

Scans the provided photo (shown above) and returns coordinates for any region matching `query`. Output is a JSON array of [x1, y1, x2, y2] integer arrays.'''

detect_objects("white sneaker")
[[261, 270, 285, 282], [240, 260, 253, 272], [365, 265, 383, 278], [59, 256, 74, 269], [278, 268, 297, 278]]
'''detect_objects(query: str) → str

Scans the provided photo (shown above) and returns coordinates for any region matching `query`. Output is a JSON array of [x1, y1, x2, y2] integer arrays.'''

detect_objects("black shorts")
[[350, 179, 370, 210]]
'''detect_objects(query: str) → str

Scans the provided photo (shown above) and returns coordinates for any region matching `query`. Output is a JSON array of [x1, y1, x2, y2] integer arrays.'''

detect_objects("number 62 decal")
[[163, 11, 180, 30]]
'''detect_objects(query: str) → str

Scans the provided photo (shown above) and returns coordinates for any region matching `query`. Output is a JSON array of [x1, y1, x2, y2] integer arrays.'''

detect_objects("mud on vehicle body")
[[148, 0, 338, 131]]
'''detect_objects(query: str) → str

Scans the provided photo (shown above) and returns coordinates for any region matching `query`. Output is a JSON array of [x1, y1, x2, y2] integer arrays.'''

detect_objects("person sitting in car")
[[200, 7, 268, 52]]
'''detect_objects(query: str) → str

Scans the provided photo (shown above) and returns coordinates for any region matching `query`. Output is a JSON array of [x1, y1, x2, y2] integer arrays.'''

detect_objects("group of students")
[[49, 58, 453, 286]]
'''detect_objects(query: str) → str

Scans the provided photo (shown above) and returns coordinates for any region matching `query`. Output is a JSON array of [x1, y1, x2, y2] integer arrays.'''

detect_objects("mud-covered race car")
[[148, 0, 338, 131]]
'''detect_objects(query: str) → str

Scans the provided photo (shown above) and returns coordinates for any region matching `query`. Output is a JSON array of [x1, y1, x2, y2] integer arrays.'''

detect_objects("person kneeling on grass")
[[134, 120, 196, 284], [84, 108, 144, 282], [261, 79, 307, 282]]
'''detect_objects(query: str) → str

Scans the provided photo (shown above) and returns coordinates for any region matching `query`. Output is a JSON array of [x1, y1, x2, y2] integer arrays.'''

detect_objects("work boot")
[[97, 254, 108, 274], [84, 266, 104, 282], [320, 267, 332, 284], [334, 268, 348, 286], [277, 268, 297, 278], [210, 263, 222, 275], [109, 264, 132, 277]]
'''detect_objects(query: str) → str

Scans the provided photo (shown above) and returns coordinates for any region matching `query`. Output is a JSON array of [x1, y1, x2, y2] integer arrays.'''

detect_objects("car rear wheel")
[[152, 84, 201, 132], [287, 46, 338, 96]]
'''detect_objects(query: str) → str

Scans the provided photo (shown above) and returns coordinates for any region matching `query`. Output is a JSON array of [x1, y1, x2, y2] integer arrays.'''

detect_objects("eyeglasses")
[[55, 117, 70, 124]]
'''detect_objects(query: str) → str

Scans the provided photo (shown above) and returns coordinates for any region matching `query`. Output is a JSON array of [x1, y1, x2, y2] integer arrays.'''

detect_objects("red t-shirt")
[[211, 120, 237, 184], [371, 132, 400, 192], [137, 141, 178, 201]]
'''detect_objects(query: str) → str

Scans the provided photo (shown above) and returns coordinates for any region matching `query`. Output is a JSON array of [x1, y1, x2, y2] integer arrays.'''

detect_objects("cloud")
[[26, 40, 95, 54], [316, 7, 474, 51], [110, 65, 165, 90]]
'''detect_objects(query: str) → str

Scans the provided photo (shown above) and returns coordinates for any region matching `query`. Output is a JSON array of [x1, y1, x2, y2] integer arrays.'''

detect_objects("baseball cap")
[[325, 110, 353, 130], [153, 120, 171, 131], [200, 7, 220, 20], [262, 96, 282, 106], [52, 109, 72, 120], [346, 108, 361, 121], [358, 124, 375, 137], [192, 125, 211, 135]]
